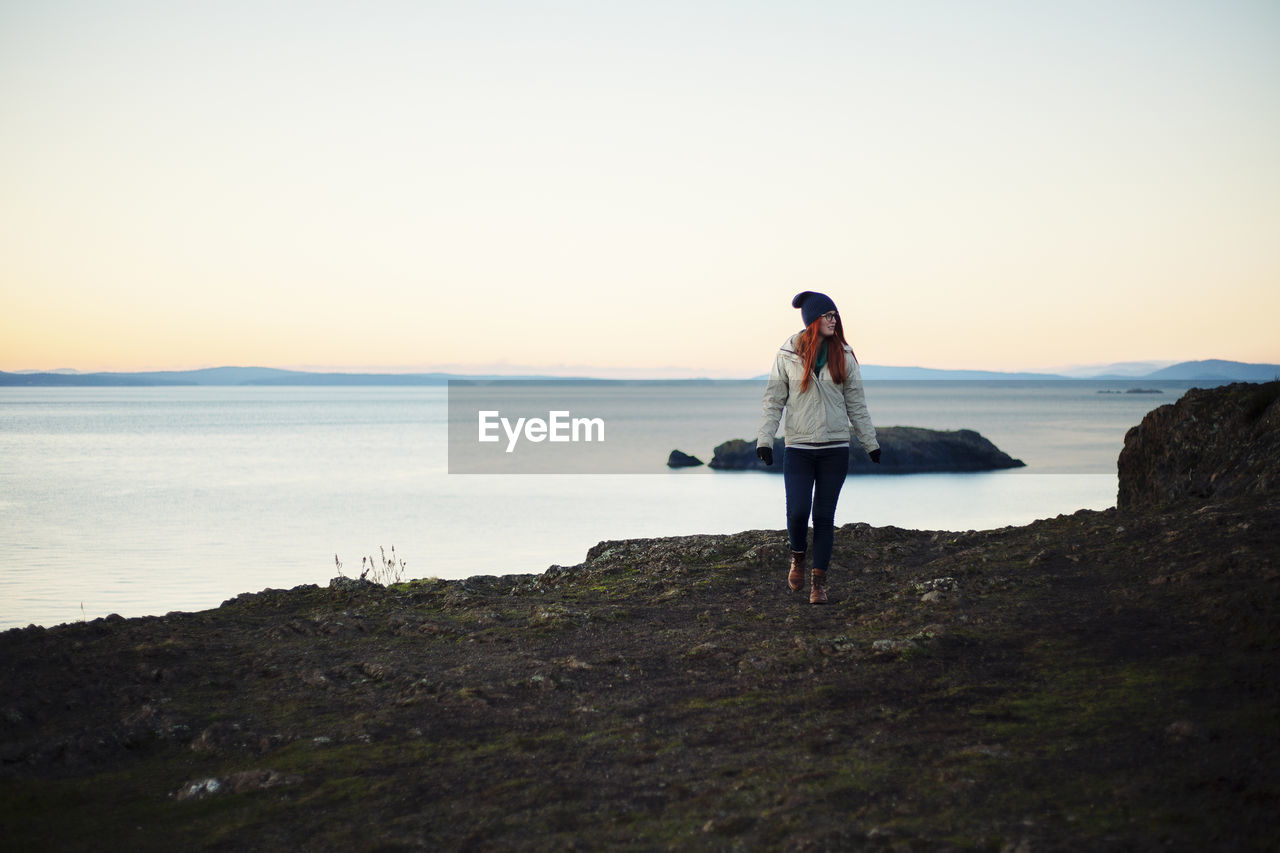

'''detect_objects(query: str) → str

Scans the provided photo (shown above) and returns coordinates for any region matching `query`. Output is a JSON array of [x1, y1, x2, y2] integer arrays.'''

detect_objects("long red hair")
[[796, 316, 855, 393]]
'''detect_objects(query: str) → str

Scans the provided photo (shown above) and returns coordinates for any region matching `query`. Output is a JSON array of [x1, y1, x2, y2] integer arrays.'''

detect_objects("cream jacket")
[[757, 332, 879, 452]]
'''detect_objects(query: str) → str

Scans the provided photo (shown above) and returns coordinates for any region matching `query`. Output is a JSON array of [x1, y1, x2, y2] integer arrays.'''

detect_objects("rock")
[[175, 778, 222, 801], [911, 578, 959, 603], [1118, 381, 1280, 512], [175, 769, 300, 801], [707, 427, 1024, 474], [190, 722, 242, 753], [328, 576, 379, 592], [666, 449, 704, 468], [909, 577, 959, 596], [359, 662, 389, 681], [223, 768, 300, 793], [872, 638, 918, 654]]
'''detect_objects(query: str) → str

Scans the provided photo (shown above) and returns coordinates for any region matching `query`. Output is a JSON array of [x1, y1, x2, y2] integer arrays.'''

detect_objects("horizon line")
[[6, 357, 1278, 382]]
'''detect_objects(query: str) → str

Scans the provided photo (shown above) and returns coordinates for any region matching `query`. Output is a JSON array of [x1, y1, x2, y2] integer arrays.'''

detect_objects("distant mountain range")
[[0, 367, 461, 386], [1140, 360, 1280, 382], [859, 360, 1280, 382], [0, 367, 542, 386], [1, 360, 1276, 386]]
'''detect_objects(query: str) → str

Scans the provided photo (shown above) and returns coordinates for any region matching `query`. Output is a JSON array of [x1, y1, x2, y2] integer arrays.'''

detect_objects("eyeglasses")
[[820, 311, 839, 322]]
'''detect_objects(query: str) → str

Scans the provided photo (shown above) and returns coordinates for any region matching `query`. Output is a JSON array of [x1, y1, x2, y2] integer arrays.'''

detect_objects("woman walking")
[[757, 291, 880, 604]]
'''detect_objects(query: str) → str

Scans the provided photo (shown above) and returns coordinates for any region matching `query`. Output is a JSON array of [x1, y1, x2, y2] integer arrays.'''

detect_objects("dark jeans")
[[783, 446, 848, 571]]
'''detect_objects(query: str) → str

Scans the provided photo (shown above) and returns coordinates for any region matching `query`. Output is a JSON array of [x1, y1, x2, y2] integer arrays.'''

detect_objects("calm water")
[[0, 382, 1192, 628]]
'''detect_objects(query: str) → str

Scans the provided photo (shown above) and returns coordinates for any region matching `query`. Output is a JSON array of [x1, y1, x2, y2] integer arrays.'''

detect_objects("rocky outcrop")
[[708, 427, 1024, 474], [666, 449, 704, 468], [3, 497, 1277, 849], [2, 391, 1279, 850], [1118, 381, 1280, 512]]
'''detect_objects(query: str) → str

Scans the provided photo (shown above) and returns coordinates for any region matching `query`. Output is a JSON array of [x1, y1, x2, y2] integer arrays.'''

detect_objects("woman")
[[757, 291, 880, 604]]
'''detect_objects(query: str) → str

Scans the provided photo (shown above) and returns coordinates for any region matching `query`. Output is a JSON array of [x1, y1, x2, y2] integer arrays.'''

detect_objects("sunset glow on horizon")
[[3, 2, 1278, 377]]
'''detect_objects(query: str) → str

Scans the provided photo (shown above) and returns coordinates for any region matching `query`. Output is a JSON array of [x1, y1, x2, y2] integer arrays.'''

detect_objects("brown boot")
[[788, 551, 806, 592], [810, 569, 828, 605]]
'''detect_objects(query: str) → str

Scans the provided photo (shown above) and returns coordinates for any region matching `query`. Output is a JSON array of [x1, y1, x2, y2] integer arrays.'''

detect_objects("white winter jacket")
[[757, 332, 879, 453]]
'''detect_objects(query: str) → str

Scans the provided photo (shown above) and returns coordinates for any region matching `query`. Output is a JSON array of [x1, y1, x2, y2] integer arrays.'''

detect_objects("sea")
[[0, 381, 1196, 629]]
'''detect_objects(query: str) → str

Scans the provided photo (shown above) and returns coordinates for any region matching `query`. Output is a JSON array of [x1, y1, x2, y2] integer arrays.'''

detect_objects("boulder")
[[667, 450, 704, 468], [1117, 381, 1280, 513], [706, 427, 1024, 474]]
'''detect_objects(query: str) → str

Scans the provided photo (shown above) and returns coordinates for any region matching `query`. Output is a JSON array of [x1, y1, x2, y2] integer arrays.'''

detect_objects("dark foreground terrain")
[[2, 384, 1278, 851]]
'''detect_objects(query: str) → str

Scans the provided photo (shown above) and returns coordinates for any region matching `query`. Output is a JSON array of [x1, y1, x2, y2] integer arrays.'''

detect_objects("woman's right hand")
[[756, 446, 774, 466]]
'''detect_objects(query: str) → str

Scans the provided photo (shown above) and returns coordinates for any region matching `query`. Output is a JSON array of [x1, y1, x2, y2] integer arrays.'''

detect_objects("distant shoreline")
[[2, 359, 1277, 386]]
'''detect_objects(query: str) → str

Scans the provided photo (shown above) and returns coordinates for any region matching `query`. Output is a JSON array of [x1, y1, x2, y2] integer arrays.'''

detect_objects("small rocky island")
[[691, 426, 1024, 473], [2, 382, 1276, 850], [1097, 387, 1163, 395], [665, 449, 704, 468]]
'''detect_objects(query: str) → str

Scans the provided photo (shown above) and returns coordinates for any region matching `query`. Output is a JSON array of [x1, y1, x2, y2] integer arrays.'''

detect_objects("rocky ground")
[[2, 384, 1277, 851]]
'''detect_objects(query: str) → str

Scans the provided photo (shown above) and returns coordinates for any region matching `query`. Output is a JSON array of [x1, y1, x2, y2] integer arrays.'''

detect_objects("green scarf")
[[814, 340, 828, 372]]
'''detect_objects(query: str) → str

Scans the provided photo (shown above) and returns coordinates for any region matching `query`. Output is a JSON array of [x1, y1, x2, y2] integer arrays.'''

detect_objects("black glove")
[[869, 448, 881, 464], [756, 446, 774, 466]]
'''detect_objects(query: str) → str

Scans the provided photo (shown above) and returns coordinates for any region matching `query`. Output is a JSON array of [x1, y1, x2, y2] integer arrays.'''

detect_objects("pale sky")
[[2, 1, 1277, 376]]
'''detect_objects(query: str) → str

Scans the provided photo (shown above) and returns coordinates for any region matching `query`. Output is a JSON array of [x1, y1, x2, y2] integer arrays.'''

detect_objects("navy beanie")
[[792, 291, 838, 327]]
